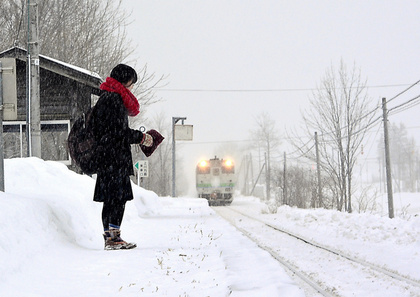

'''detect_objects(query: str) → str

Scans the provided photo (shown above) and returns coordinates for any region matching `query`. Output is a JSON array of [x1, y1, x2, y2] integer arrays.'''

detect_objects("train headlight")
[[197, 160, 210, 174], [222, 159, 234, 173]]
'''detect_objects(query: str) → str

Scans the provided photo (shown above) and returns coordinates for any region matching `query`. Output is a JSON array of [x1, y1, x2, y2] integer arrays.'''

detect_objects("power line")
[[288, 143, 316, 161], [177, 82, 420, 160], [388, 94, 420, 116], [180, 139, 252, 145], [287, 137, 315, 157], [387, 79, 420, 103], [170, 81, 419, 148], [310, 80, 420, 142], [345, 82, 420, 140], [157, 83, 413, 93]]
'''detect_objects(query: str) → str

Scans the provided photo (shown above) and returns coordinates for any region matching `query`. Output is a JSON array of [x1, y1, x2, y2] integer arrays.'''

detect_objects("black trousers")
[[102, 199, 126, 230]]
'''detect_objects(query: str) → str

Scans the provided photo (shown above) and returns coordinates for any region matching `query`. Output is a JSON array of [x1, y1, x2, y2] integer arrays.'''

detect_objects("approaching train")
[[196, 156, 236, 206]]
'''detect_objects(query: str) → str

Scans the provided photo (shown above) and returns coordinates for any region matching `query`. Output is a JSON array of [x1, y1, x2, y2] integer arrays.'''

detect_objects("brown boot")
[[103, 228, 136, 250]]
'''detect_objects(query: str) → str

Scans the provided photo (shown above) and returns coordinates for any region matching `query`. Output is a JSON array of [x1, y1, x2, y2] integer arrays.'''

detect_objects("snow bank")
[[0, 158, 161, 280]]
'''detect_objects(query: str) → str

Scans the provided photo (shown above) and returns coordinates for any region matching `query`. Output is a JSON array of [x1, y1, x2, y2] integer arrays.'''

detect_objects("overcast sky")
[[121, 0, 420, 193]]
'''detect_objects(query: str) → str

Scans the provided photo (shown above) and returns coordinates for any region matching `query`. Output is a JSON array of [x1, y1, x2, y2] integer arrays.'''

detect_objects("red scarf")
[[100, 77, 140, 116]]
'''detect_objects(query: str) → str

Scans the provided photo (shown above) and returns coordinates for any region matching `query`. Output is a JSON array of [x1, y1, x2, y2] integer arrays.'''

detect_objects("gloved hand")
[[141, 133, 153, 147]]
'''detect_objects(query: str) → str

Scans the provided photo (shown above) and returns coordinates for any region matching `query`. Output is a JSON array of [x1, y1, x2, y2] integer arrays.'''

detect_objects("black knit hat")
[[110, 64, 138, 85]]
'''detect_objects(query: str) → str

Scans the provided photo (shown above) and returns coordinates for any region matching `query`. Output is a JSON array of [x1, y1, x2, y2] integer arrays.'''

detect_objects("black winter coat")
[[91, 91, 143, 203]]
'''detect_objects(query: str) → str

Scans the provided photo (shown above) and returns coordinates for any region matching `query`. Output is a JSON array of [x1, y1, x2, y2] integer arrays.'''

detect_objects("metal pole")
[[264, 152, 268, 200], [0, 62, 5, 191], [172, 117, 186, 197], [26, 54, 31, 156], [382, 98, 394, 218], [28, 0, 41, 158], [172, 118, 176, 197], [26, 0, 30, 156], [243, 155, 249, 195], [315, 132, 322, 207], [250, 162, 265, 196], [267, 144, 271, 200], [283, 151, 287, 205]]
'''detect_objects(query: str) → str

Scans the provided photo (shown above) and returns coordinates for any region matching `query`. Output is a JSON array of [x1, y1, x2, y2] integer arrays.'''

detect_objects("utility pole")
[[267, 144, 271, 200], [27, 0, 41, 157], [250, 153, 254, 190], [242, 155, 249, 195], [283, 152, 287, 205], [315, 132, 322, 207], [0, 61, 5, 191], [264, 152, 269, 200], [250, 162, 265, 196], [382, 98, 394, 218]]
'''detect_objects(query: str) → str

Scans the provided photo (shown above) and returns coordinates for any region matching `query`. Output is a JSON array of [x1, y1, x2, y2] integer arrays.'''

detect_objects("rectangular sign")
[[135, 160, 149, 177], [0, 58, 17, 120], [175, 124, 193, 141]]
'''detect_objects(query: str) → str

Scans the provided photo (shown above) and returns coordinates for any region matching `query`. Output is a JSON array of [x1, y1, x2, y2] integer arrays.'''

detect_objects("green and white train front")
[[196, 157, 235, 206]]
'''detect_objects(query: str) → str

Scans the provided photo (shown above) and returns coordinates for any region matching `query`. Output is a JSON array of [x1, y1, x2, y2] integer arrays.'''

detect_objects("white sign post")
[[172, 117, 193, 197], [134, 160, 149, 186]]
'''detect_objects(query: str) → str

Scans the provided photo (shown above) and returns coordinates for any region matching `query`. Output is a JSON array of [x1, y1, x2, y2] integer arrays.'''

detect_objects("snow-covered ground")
[[230, 196, 420, 282], [0, 158, 419, 296]]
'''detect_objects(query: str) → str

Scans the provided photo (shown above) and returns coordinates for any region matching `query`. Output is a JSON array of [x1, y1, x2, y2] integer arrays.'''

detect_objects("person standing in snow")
[[91, 64, 153, 250]]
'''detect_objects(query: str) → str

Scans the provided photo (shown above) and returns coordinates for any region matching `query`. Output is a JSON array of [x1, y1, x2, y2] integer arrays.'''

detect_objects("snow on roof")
[[43, 54, 102, 80], [0, 46, 102, 81]]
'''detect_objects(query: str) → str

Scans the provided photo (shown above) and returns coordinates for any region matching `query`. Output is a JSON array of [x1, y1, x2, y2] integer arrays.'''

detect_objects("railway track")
[[213, 206, 420, 297]]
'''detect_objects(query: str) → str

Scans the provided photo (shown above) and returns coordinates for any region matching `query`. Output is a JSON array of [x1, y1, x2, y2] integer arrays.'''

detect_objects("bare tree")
[[1, 0, 165, 101], [0, 1, 25, 48], [1, 0, 130, 78], [132, 112, 172, 196], [294, 60, 377, 212], [249, 112, 281, 200]]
